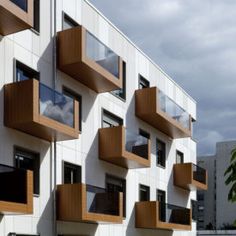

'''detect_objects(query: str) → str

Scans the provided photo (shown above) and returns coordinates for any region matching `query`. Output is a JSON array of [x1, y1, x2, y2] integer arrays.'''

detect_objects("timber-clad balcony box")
[[4, 79, 79, 141], [99, 126, 151, 169], [135, 201, 191, 231], [0, 164, 33, 214], [57, 25, 123, 93], [57, 183, 123, 223], [135, 87, 192, 138], [0, 0, 33, 35], [174, 163, 208, 191]]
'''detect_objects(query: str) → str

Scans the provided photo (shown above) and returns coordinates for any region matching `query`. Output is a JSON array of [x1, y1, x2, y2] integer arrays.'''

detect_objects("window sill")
[[110, 91, 126, 102], [156, 164, 166, 169], [33, 194, 40, 198], [30, 28, 40, 36]]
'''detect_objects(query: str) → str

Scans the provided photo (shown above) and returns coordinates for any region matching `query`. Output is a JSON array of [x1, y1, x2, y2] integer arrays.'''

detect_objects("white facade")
[[0, 0, 197, 236], [198, 141, 236, 230]]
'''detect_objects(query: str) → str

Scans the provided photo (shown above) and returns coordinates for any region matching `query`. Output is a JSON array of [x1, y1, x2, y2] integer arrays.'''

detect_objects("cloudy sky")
[[90, 0, 236, 156]]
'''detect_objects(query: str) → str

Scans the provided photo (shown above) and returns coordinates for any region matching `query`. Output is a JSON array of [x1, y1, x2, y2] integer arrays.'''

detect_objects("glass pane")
[[159, 202, 190, 225], [125, 130, 149, 159], [86, 32, 119, 78], [0, 164, 27, 204], [159, 91, 190, 129], [39, 84, 74, 127], [10, 0, 27, 11], [86, 185, 120, 216], [193, 164, 206, 184]]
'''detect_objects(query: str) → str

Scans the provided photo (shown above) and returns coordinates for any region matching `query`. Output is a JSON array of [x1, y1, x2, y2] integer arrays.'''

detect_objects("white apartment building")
[[198, 141, 236, 231], [0, 0, 207, 236]]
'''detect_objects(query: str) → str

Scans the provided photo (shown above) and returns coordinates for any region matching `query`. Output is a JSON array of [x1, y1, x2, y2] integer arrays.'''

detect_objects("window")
[[197, 192, 204, 201], [63, 87, 82, 132], [33, 0, 40, 33], [139, 184, 150, 201], [63, 162, 81, 184], [10, 0, 27, 11], [14, 147, 40, 195], [156, 189, 166, 203], [102, 109, 123, 128], [191, 200, 198, 221], [198, 205, 204, 211], [156, 139, 166, 168], [176, 150, 184, 164], [63, 12, 79, 30], [157, 189, 166, 221], [139, 129, 150, 139], [139, 74, 150, 89], [111, 61, 126, 100], [106, 174, 126, 217], [15, 60, 39, 82]]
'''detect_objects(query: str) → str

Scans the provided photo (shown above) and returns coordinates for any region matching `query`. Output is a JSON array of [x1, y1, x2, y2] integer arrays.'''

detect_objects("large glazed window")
[[39, 84, 74, 128], [86, 32, 119, 78], [159, 90, 190, 129], [10, 0, 27, 11]]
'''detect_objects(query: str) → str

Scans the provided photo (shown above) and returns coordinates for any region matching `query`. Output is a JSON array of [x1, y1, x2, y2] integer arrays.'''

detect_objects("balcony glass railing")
[[86, 32, 119, 78], [193, 164, 206, 184], [159, 202, 190, 225], [86, 185, 120, 216], [159, 91, 190, 129], [125, 130, 149, 159], [39, 84, 74, 128], [0, 164, 27, 204], [10, 0, 27, 11]]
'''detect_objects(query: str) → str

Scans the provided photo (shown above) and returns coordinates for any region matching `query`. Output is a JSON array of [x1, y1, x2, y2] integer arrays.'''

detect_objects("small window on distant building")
[[156, 139, 166, 168], [63, 162, 81, 184], [63, 87, 82, 132], [176, 150, 184, 164], [15, 60, 39, 82], [111, 61, 126, 100], [33, 0, 40, 33], [102, 109, 123, 128], [14, 147, 40, 195], [138, 74, 150, 89], [139, 184, 150, 201], [63, 12, 79, 30]]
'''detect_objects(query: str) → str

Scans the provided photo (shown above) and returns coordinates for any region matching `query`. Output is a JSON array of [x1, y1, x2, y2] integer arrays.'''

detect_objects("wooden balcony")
[[4, 79, 79, 142], [0, 164, 33, 214], [135, 201, 191, 231], [99, 126, 151, 169], [57, 183, 123, 224], [57, 25, 123, 93], [174, 163, 208, 191], [135, 87, 192, 139], [0, 0, 33, 35]]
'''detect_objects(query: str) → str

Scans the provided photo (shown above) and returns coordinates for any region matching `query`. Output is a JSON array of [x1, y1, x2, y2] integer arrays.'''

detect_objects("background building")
[[0, 0, 204, 235], [198, 141, 236, 230]]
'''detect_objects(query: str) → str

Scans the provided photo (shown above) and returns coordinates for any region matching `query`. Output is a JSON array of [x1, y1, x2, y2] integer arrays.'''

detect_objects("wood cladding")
[[0, 0, 33, 35], [57, 183, 123, 224], [135, 201, 192, 231], [4, 79, 79, 141], [57, 26, 123, 93], [0, 170, 33, 214], [135, 87, 192, 139], [173, 163, 208, 191], [99, 126, 151, 169]]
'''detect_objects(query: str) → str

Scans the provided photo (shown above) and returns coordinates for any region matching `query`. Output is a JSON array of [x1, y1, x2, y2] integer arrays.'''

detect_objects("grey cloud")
[[90, 0, 236, 155]]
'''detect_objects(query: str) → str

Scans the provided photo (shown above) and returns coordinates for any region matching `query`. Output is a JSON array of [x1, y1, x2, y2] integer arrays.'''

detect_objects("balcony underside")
[[174, 163, 208, 191], [99, 126, 151, 169], [57, 26, 122, 93], [57, 184, 123, 224], [135, 201, 191, 231], [0, 0, 33, 35], [4, 79, 79, 142]]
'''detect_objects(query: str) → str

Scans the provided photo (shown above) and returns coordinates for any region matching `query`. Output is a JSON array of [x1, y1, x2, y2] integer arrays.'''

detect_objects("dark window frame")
[[63, 161, 81, 184], [156, 139, 166, 168], [62, 12, 79, 30], [32, 0, 40, 34], [176, 150, 184, 164], [105, 174, 126, 218], [14, 59, 40, 82], [63, 86, 82, 132], [138, 74, 150, 89], [14, 146, 40, 195], [139, 184, 150, 201], [111, 61, 126, 101], [101, 109, 123, 128], [139, 129, 150, 139]]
